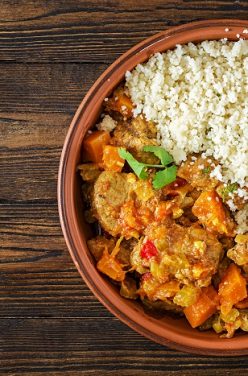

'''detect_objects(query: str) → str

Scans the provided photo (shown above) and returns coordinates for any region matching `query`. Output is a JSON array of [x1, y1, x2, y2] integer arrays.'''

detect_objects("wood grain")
[[0, 63, 108, 113], [0, 0, 247, 63], [1, 319, 248, 375], [1, 1, 248, 374]]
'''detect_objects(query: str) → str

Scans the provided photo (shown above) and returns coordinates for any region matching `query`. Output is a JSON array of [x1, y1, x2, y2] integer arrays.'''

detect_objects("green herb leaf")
[[119, 146, 177, 189], [221, 182, 238, 200], [202, 166, 211, 175], [143, 145, 174, 166], [152, 165, 177, 190], [227, 183, 238, 193], [118, 148, 148, 179]]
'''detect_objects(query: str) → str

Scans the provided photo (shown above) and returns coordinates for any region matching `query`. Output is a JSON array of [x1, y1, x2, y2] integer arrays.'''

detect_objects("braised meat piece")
[[111, 116, 159, 164], [77, 163, 101, 182], [227, 235, 248, 272], [142, 223, 223, 288], [92, 171, 131, 236]]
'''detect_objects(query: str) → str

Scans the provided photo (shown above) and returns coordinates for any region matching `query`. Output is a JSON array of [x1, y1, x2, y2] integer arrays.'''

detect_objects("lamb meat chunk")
[[111, 116, 159, 164], [92, 171, 131, 236], [143, 223, 223, 288], [227, 235, 248, 269], [78, 163, 101, 182]]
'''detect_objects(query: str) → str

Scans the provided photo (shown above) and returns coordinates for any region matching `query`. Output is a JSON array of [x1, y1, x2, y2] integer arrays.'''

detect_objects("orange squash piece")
[[219, 263, 247, 315], [107, 88, 133, 118], [83, 130, 111, 163], [192, 189, 235, 235], [102, 145, 125, 172], [97, 248, 125, 282], [184, 286, 219, 328]]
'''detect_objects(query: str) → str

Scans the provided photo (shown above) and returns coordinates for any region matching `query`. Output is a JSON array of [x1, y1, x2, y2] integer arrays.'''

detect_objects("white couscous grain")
[[96, 114, 117, 132], [125, 39, 248, 232], [125, 39, 248, 188]]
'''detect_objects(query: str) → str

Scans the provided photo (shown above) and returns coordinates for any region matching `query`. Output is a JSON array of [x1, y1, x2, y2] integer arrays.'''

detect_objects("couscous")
[[78, 40, 248, 338]]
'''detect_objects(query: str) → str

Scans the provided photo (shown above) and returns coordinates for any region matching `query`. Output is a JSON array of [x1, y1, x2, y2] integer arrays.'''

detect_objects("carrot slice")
[[102, 145, 125, 172], [192, 189, 235, 235], [97, 248, 125, 282], [107, 88, 133, 118], [219, 263, 247, 315], [184, 286, 219, 328], [83, 130, 111, 163]]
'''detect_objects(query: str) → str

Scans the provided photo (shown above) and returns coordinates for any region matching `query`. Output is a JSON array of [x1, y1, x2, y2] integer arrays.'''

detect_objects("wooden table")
[[1, 1, 248, 375]]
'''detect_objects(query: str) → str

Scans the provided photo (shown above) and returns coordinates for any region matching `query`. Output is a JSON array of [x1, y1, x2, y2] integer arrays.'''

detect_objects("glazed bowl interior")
[[58, 19, 248, 355]]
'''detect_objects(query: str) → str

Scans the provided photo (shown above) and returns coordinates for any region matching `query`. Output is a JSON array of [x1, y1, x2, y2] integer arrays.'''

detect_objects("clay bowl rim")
[[58, 19, 248, 356]]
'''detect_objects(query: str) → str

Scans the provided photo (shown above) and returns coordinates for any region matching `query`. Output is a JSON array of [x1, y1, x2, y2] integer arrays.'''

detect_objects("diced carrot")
[[102, 145, 125, 172], [97, 248, 125, 282], [192, 190, 235, 236], [184, 286, 219, 328], [219, 263, 247, 315], [82, 130, 111, 163], [115, 94, 133, 117], [139, 273, 179, 300], [107, 88, 133, 118]]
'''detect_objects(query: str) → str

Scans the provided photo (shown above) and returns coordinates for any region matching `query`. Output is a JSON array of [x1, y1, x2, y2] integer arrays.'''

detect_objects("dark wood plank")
[[0, 269, 112, 318], [1, 113, 65, 202], [0, 63, 108, 203], [1, 318, 248, 375], [1, 1, 248, 374], [0, 0, 247, 63], [0, 63, 107, 113]]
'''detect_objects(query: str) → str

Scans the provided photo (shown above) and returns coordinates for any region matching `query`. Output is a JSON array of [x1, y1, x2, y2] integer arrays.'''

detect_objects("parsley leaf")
[[221, 183, 238, 200], [118, 148, 148, 179], [152, 165, 177, 189], [202, 166, 211, 175], [143, 145, 174, 166], [227, 183, 238, 193], [118, 146, 177, 189]]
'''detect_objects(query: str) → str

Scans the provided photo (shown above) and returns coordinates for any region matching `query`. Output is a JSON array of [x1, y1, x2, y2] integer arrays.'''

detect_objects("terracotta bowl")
[[58, 19, 248, 355]]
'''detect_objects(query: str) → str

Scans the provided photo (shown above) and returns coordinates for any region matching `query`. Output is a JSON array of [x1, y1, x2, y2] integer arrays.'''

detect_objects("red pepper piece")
[[140, 240, 158, 260]]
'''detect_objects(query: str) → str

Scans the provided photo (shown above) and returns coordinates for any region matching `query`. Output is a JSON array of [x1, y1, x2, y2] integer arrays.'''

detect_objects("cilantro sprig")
[[152, 165, 177, 189], [118, 148, 149, 180], [202, 166, 211, 175], [221, 183, 238, 200], [143, 145, 174, 166], [118, 146, 177, 189]]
